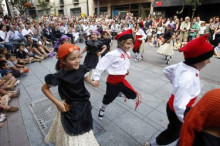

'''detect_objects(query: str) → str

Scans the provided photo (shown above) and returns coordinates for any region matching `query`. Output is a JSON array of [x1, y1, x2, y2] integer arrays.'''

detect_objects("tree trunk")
[[191, 9, 195, 20]]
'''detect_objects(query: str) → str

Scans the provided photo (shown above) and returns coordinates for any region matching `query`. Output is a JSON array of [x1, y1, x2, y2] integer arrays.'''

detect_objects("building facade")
[[90, 0, 153, 18], [153, 0, 220, 21], [33, 0, 89, 17]]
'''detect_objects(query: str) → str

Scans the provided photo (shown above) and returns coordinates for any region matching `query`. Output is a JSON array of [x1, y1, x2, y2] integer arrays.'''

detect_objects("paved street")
[[0, 42, 219, 146]]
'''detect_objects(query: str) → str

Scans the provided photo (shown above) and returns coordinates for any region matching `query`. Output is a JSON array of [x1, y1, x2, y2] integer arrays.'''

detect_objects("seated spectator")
[[16, 44, 35, 64], [5, 53, 29, 73], [0, 24, 14, 52], [181, 38, 188, 47], [43, 24, 54, 44], [174, 38, 181, 51], [0, 92, 20, 128], [26, 35, 45, 59], [0, 47, 8, 56], [0, 55, 28, 77], [52, 25, 62, 41], [0, 72, 17, 90], [214, 42, 220, 58], [0, 54, 5, 61], [38, 36, 54, 57], [7, 25, 26, 44], [21, 22, 38, 42]]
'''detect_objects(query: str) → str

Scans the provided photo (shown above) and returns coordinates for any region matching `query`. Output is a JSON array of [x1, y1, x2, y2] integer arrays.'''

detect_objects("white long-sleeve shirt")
[[163, 62, 201, 122], [93, 48, 130, 81]]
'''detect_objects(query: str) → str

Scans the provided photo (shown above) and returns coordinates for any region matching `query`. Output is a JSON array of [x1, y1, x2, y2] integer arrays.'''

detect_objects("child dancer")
[[145, 34, 214, 146], [101, 31, 112, 57], [53, 35, 70, 53], [157, 24, 175, 64], [81, 31, 107, 79], [41, 43, 99, 146], [93, 29, 142, 120], [133, 22, 147, 61]]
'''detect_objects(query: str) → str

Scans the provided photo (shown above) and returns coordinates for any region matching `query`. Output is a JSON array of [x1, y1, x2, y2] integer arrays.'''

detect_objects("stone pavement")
[[1, 43, 219, 146]]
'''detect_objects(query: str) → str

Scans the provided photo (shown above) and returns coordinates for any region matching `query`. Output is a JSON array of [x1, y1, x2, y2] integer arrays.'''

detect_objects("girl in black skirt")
[[41, 43, 99, 146], [101, 31, 112, 57], [81, 31, 107, 79]]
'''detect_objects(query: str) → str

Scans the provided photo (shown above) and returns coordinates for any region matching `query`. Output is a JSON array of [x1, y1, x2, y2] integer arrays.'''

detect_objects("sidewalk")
[[1, 45, 219, 146]]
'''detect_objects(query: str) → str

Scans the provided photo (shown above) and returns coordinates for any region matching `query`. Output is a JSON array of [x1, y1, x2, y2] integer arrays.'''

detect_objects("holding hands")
[[92, 80, 99, 87]]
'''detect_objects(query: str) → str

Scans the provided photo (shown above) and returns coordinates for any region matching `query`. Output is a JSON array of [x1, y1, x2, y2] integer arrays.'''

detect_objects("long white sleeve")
[[163, 64, 177, 84], [93, 53, 115, 81]]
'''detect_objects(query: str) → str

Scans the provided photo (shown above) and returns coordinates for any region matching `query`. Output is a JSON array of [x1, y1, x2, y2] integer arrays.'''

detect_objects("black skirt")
[[83, 53, 99, 69], [61, 100, 93, 136]]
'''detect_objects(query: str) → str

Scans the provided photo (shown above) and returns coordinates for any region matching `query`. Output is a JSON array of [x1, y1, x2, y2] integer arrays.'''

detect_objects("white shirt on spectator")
[[89, 25, 97, 31], [198, 26, 206, 35], [8, 30, 22, 40], [157, 27, 163, 35], [22, 28, 33, 36], [0, 30, 6, 41]]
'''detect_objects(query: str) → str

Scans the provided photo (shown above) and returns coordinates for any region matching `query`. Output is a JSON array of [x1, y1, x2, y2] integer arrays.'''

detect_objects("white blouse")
[[93, 48, 130, 81]]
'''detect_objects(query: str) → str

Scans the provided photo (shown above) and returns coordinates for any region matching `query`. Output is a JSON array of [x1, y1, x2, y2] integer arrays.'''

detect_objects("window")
[[60, 0, 64, 5], [70, 8, 81, 16], [74, 0, 79, 3]]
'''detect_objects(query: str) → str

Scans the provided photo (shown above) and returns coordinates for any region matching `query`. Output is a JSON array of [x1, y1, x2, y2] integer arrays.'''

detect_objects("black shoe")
[[98, 107, 105, 120]]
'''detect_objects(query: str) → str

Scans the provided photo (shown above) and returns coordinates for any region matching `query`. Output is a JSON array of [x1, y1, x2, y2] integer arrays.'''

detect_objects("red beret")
[[179, 34, 214, 64], [102, 31, 108, 35], [115, 29, 133, 42], [139, 21, 144, 28]]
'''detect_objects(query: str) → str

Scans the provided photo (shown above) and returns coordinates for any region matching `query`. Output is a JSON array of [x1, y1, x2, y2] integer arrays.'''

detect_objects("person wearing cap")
[[133, 21, 147, 61], [157, 23, 175, 64], [81, 31, 107, 79], [179, 89, 220, 146], [41, 43, 99, 146], [93, 29, 142, 120], [145, 34, 213, 146]]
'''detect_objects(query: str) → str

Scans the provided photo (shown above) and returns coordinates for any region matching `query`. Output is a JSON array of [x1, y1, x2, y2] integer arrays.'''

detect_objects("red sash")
[[168, 94, 197, 111], [133, 35, 142, 51], [107, 75, 141, 110]]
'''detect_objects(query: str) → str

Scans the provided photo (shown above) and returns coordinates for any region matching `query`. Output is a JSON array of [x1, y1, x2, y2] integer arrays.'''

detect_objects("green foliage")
[[185, 0, 204, 19], [9, 0, 29, 15], [185, 0, 203, 10], [38, 0, 52, 13]]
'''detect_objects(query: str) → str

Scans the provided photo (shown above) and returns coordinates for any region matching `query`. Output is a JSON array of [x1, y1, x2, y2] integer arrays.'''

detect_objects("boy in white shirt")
[[93, 29, 141, 120], [145, 34, 214, 146]]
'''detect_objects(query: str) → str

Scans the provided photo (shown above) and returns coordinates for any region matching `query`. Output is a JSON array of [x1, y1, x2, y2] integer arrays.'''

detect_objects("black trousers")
[[156, 104, 182, 145], [102, 82, 136, 105]]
